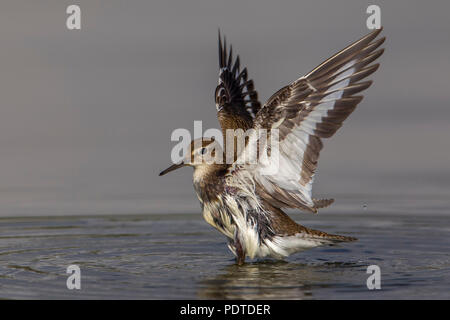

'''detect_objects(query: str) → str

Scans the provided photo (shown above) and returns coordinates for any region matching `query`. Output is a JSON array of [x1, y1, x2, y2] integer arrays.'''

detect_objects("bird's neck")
[[192, 163, 228, 208], [193, 163, 227, 185]]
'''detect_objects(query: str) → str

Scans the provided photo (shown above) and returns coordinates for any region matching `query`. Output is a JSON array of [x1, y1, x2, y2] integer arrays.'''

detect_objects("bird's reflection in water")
[[198, 259, 359, 299]]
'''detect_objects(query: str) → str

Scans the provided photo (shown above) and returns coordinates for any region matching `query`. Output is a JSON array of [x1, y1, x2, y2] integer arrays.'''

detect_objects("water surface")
[[0, 201, 449, 299]]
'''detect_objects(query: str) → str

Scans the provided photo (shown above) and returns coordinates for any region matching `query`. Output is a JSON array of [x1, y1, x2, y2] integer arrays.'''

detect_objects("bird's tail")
[[274, 227, 357, 257]]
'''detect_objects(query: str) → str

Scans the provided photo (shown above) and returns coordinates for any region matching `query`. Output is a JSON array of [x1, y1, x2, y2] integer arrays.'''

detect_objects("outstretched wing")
[[216, 31, 261, 136], [228, 28, 385, 213]]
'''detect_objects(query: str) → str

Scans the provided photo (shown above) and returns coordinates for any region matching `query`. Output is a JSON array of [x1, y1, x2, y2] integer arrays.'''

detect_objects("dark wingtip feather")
[[218, 29, 223, 68], [223, 36, 227, 68], [365, 27, 383, 43], [215, 32, 262, 121], [228, 45, 233, 69]]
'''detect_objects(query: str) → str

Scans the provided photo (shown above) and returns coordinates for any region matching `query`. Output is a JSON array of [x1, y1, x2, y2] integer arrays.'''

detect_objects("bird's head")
[[159, 137, 224, 176]]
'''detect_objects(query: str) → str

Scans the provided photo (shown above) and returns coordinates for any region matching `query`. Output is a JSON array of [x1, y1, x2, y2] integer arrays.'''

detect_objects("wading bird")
[[160, 28, 385, 265]]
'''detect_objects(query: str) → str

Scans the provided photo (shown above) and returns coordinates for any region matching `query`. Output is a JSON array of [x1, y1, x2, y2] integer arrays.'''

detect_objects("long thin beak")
[[159, 162, 186, 176]]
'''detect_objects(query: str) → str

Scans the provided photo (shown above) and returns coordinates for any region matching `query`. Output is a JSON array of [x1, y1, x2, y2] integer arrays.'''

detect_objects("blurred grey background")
[[0, 0, 449, 216]]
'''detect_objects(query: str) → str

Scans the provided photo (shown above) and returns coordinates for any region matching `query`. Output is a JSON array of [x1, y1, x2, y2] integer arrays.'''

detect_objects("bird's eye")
[[200, 148, 207, 155]]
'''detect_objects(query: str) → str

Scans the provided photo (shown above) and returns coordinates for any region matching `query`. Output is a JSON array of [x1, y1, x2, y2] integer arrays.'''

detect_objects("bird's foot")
[[236, 256, 245, 266]]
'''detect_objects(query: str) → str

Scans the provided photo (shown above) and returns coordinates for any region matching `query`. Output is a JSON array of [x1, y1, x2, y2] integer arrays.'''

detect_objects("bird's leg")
[[234, 233, 245, 265]]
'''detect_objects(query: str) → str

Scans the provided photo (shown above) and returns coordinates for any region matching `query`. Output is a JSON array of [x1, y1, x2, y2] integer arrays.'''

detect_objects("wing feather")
[[216, 31, 261, 134], [227, 28, 385, 213]]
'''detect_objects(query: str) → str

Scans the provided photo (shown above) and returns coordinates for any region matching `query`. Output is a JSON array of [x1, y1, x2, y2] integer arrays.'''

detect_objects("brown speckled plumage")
[[160, 28, 384, 264]]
